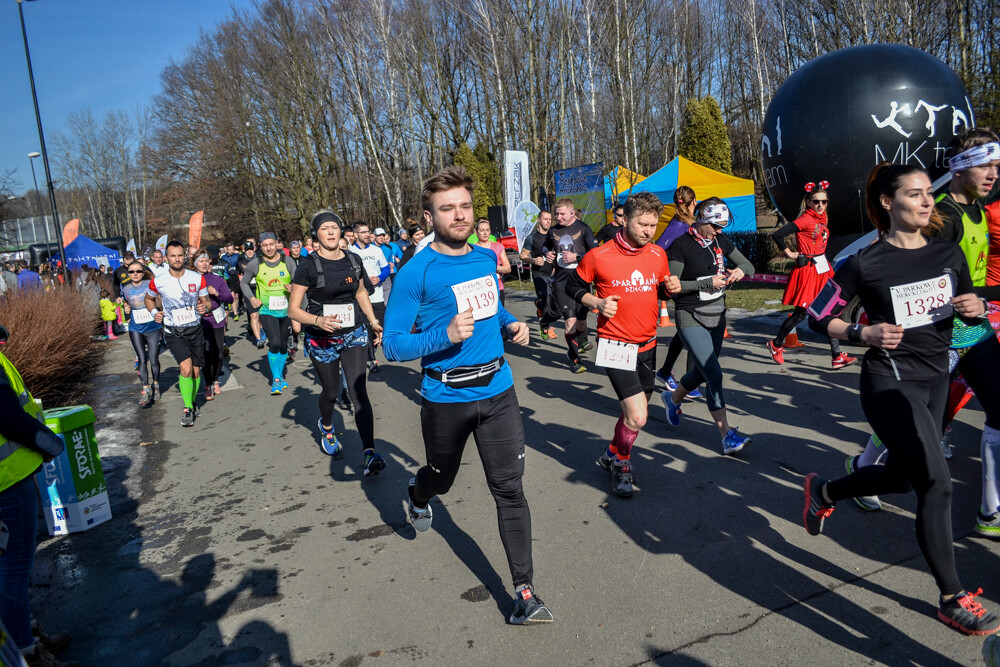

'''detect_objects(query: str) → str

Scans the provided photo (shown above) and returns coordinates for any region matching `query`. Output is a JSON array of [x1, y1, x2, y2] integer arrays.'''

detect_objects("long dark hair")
[[864, 162, 942, 237]]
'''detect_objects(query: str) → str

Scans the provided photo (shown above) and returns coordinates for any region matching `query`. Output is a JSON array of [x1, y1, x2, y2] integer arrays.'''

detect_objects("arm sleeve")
[[381, 274, 453, 362], [216, 278, 234, 304], [975, 284, 1000, 301], [567, 252, 596, 304], [240, 259, 259, 301], [0, 388, 64, 458], [725, 245, 756, 277], [377, 261, 391, 283], [770, 222, 800, 251]]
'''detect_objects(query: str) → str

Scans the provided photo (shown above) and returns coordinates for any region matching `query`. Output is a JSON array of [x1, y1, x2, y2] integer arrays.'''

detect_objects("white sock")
[[981, 426, 1000, 515], [857, 433, 887, 468]]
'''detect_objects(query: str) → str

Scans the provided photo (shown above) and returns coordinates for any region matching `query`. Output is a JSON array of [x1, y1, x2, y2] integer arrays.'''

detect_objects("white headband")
[[949, 142, 1000, 173], [697, 203, 730, 227]]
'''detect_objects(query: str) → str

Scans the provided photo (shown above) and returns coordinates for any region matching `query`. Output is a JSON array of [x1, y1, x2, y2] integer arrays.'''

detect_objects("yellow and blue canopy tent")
[[616, 156, 757, 235]]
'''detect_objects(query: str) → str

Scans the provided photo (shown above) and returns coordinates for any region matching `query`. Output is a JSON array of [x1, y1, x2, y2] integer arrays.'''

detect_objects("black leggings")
[[414, 387, 533, 587], [260, 314, 290, 354], [129, 329, 161, 386], [368, 302, 386, 363], [532, 274, 559, 326], [202, 324, 225, 386], [657, 335, 685, 375], [310, 345, 373, 451], [774, 307, 841, 357], [825, 371, 959, 596]]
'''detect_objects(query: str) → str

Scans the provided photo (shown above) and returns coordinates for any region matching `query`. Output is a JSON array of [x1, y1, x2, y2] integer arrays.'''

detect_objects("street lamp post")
[[16, 0, 68, 279], [27, 152, 42, 216], [27, 151, 52, 246]]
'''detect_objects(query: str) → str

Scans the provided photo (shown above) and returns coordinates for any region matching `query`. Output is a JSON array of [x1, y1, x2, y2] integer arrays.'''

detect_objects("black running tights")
[[260, 314, 290, 354], [129, 329, 161, 386], [774, 307, 841, 357], [414, 387, 533, 587], [657, 335, 685, 375], [310, 345, 373, 451], [825, 371, 960, 596], [202, 325, 225, 386]]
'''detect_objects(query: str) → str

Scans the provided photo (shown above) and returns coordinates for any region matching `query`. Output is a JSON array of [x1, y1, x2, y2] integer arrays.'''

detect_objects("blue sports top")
[[383, 245, 517, 403]]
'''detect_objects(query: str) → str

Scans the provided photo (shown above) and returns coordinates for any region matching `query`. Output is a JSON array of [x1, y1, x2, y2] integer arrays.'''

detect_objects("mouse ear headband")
[[804, 181, 830, 193]]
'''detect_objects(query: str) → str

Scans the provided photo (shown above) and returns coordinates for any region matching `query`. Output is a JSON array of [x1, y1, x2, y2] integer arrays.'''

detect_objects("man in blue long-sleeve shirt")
[[383, 166, 553, 626]]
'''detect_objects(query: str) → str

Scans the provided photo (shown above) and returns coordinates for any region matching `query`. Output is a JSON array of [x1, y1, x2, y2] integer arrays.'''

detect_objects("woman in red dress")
[[766, 181, 857, 369]]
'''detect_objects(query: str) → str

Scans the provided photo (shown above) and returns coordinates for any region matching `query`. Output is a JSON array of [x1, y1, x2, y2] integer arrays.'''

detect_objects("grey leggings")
[[677, 321, 727, 411], [129, 329, 161, 386]]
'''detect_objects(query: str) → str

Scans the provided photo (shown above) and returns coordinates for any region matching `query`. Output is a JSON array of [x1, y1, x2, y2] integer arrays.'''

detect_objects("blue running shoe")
[[689, 387, 703, 398], [279, 379, 289, 392], [722, 428, 751, 455], [661, 391, 682, 427], [364, 450, 387, 477], [270, 378, 282, 395], [317, 419, 342, 457]]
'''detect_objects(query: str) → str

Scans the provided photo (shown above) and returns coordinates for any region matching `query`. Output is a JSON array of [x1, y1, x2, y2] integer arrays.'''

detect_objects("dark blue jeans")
[[0, 474, 38, 649]]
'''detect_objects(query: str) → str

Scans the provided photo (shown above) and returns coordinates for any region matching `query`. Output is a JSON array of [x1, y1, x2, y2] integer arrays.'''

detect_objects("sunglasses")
[[810, 199, 829, 206], [128, 270, 144, 274]]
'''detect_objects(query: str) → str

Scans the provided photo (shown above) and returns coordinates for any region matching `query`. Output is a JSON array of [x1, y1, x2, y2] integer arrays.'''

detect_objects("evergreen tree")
[[453, 143, 502, 220], [678, 96, 733, 175]]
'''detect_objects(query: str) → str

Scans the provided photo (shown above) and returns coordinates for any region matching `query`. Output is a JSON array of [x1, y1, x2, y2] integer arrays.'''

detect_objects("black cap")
[[243, 241, 254, 250]]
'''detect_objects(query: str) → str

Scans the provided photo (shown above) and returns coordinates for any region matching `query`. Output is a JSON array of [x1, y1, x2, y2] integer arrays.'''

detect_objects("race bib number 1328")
[[451, 276, 499, 321], [890, 274, 953, 329]]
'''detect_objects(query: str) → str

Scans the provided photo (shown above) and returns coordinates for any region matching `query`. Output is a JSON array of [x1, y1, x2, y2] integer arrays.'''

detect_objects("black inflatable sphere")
[[761, 44, 972, 238]]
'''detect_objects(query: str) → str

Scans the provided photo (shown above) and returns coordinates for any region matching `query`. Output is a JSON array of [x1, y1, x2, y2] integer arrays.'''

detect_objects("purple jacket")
[[654, 217, 689, 251], [200, 272, 233, 328]]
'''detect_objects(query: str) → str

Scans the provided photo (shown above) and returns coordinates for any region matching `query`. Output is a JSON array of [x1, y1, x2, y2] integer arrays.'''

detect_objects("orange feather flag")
[[62, 218, 80, 247], [188, 210, 204, 250]]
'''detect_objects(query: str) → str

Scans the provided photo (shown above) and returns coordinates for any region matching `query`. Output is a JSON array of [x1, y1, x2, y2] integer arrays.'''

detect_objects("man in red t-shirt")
[[567, 192, 680, 497]]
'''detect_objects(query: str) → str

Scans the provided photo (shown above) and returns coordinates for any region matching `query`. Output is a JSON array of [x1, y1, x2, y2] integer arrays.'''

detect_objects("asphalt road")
[[31, 294, 999, 666]]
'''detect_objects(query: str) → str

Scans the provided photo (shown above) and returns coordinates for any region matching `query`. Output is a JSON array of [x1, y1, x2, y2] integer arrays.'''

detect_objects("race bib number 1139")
[[890, 274, 953, 329], [451, 276, 499, 321]]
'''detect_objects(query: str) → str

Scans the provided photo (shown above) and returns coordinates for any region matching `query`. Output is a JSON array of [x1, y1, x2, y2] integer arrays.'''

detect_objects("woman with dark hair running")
[[654, 185, 701, 397], [193, 250, 233, 400], [767, 180, 856, 369], [660, 197, 754, 455], [288, 211, 387, 477], [120, 261, 162, 406], [803, 162, 999, 636]]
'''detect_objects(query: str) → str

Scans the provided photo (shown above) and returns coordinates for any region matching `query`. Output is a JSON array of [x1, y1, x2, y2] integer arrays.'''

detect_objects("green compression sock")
[[178, 375, 194, 409]]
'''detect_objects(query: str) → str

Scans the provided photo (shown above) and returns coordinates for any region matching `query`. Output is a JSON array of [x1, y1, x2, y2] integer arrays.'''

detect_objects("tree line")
[[3, 0, 997, 245]]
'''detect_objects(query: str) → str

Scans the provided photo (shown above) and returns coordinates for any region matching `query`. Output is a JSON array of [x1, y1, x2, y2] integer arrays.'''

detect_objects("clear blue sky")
[[1, 0, 257, 194]]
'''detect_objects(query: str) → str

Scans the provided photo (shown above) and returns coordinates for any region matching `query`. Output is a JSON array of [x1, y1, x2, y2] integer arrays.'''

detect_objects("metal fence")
[[0, 216, 65, 250]]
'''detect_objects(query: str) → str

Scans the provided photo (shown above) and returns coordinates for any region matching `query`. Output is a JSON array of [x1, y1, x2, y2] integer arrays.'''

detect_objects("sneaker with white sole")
[[721, 428, 750, 455], [975, 510, 1000, 539], [509, 586, 554, 625], [611, 458, 634, 498], [406, 478, 433, 532], [363, 450, 387, 477], [844, 455, 882, 511]]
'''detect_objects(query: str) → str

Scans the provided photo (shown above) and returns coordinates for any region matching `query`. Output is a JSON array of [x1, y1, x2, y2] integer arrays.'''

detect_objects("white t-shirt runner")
[[147, 269, 209, 328], [349, 242, 389, 304]]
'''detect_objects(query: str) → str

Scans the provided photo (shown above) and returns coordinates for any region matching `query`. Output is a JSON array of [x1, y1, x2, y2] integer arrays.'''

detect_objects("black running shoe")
[[938, 588, 1000, 635], [611, 458, 634, 498], [509, 586, 554, 625], [802, 473, 834, 535], [364, 450, 386, 477], [181, 409, 194, 427]]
